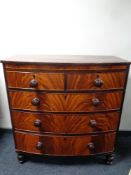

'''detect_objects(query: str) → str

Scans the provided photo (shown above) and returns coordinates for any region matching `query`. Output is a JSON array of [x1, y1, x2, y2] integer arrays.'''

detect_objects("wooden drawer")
[[9, 91, 123, 112], [6, 71, 64, 90], [12, 111, 120, 134], [67, 72, 126, 90], [15, 132, 116, 156]]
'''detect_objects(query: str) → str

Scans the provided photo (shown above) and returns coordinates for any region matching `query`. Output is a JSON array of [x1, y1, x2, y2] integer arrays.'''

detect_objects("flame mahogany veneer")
[[2, 55, 130, 164]]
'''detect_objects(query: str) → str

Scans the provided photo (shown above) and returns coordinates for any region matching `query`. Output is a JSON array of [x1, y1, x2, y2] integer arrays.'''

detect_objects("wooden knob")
[[36, 142, 43, 150], [94, 78, 103, 87], [90, 120, 97, 127], [34, 119, 42, 127], [30, 79, 38, 88], [92, 98, 100, 106], [88, 142, 95, 150], [32, 98, 40, 106]]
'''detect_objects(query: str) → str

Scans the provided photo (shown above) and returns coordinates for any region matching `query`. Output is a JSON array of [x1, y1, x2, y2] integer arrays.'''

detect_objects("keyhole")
[[64, 95, 67, 100], [96, 74, 99, 78]]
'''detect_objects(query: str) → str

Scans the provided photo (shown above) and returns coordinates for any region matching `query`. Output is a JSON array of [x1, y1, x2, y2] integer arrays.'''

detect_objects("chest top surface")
[[1, 55, 130, 64]]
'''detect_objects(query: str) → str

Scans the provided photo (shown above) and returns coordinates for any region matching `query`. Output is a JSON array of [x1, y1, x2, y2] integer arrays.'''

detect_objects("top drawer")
[[5, 71, 64, 91], [67, 72, 126, 90], [6, 71, 126, 91]]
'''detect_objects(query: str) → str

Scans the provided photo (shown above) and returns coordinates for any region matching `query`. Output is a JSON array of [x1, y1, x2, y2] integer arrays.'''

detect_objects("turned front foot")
[[17, 153, 25, 164], [105, 153, 115, 165]]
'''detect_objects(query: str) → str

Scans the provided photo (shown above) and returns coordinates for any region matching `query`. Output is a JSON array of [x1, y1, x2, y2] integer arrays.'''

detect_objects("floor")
[[0, 132, 131, 175]]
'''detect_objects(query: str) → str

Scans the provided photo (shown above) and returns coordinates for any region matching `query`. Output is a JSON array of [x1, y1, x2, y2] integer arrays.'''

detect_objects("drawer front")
[[67, 72, 126, 90], [9, 91, 123, 112], [15, 132, 116, 155], [12, 111, 120, 134], [6, 71, 64, 90]]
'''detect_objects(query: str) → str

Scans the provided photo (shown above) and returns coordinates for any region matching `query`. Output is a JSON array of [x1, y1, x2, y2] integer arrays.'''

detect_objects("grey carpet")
[[0, 132, 131, 175]]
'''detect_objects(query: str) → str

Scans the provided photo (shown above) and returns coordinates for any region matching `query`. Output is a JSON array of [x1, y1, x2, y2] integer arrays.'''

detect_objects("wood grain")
[[12, 111, 120, 134], [67, 72, 126, 90], [15, 131, 116, 156], [6, 71, 64, 90], [2, 55, 129, 64], [5, 63, 128, 71], [9, 91, 123, 112], [3, 57, 129, 161]]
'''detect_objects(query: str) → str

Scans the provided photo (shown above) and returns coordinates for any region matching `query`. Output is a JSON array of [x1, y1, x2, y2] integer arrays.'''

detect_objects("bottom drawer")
[[15, 132, 116, 156]]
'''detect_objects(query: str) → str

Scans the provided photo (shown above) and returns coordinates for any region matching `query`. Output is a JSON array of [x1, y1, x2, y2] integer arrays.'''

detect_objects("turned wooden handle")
[[30, 79, 38, 88], [88, 142, 95, 150], [90, 120, 97, 127], [34, 119, 42, 127], [36, 142, 43, 150], [92, 98, 100, 106], [32, 98, 40, 106], [94, 78, 103, 87]]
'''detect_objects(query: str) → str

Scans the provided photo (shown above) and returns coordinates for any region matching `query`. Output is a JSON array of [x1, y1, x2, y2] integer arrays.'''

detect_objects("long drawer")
[[6, 71, 64, 90], [15, 132, 116, 156], [9, 91, 123, 112], [12, 111, 120, 134]]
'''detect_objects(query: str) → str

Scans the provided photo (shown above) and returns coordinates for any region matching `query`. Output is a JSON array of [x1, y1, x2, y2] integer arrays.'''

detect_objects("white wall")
[[0, 0, 131, 130]]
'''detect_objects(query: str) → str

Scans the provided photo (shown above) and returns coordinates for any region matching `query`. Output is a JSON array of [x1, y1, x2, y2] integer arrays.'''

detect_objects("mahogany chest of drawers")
[[2, 55, 130, 164]]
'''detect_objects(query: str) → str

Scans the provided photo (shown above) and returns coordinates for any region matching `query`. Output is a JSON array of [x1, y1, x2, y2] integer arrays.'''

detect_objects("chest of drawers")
[[2, 55, 130, 164]]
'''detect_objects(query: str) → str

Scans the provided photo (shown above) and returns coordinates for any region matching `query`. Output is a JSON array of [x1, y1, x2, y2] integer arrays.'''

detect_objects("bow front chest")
[[2, 55, 130, 164]]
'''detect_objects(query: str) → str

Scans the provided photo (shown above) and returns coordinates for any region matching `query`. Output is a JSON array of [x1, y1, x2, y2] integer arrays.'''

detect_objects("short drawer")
[[12, 111, 120, 134], [67, 72, 126, 90], [9, 91, 123, 112], [15, 132, 116, 155], [6, 71, 64, 90]]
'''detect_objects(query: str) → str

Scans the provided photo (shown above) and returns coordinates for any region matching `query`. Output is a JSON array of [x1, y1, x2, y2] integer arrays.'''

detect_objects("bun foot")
[[17, 153, 25, 164], [105, 153, 115, 165]]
